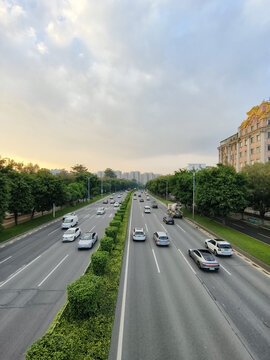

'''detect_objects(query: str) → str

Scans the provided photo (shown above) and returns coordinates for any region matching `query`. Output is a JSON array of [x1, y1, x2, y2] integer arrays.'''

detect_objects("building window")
[[251, 148, 254, 154], [245, 139, 247, 145], [240, 141, 242, 147], [245, 128, 248, 134], [251, 125, 254, 131], [268, 144, 270, 151], [250, 137, 254, 143], [240, 152, 242, 157], [245, 150, 247, 156], [257, 122, 259, 129], [256, 134, 260, 141], [256, 147, 260, 153], [268, 132, 270, 138], [268, 119, 270, 125]]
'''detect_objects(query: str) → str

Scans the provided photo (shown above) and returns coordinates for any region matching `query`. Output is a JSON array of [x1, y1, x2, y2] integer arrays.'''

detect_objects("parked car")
[[144, 206, 151, 214], [61, 215, 78, 229], [153, 231, 170, 246], [97, 207, 105, 215], [188, 249, 219, 271], [163, 216, 174, 225], [78, 232, 98, 249], [204, 238, 233, 256], [132, 228, 146, 241], [62, 227, 81, 242]]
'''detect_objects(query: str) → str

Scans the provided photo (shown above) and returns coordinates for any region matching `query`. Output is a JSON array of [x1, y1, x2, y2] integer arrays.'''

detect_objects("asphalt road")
[[109, 194, 270, 360], [0, 193, 125, 360]]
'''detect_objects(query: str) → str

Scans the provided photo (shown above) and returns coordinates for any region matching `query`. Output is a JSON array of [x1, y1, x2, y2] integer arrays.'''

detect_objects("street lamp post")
[[161, 180, 168, 201], [192, 171, 195, 219], [100, 178, 103, 196]]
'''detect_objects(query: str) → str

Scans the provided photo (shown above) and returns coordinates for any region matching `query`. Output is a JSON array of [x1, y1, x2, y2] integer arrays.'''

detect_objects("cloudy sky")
[[1, 0, 270, 174]]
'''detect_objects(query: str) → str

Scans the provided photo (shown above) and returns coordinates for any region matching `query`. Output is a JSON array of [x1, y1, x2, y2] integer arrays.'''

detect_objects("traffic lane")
[[154, 216, 270, 360], [120, 201, 253, 360], [0, 203, 116, 360], [222, 218, 270, 245]]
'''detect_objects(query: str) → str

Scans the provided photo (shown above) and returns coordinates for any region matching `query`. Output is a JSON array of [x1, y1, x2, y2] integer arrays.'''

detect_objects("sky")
[[1, 0, 270, 175]]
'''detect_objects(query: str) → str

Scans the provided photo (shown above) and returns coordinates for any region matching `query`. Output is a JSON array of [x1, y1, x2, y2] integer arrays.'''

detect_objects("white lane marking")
[[152, 249, 161, 273], [0, 256, 12, 265], [38, 254, 69, 287], [145, 223, 148, 233], [232, 223, 244, 229], [117, 202, 133, 360], [161, 223, 167, 232], [109, 214, 113, 218], [178, 249, 196, 274], [47, 229, 58, 236], [220, 264, 232, 275], [0, 255, 42, 288], [83, 214, 88, 219], [176, 224, 186, 233], [89, 226, 95, 232]]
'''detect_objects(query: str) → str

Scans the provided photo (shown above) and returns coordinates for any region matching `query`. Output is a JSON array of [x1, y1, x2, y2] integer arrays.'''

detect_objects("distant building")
[[218, 101, 270, 171], [115, 170, 122, 179], [95, 170, 160, 184], [50, 169, 68, 175]]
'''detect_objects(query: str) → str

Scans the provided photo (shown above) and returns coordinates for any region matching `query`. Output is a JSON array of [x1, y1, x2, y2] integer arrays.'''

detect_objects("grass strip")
[[0, 195, 107, 244], [25, 193, 132, 360], [150, 193, 270, 267]]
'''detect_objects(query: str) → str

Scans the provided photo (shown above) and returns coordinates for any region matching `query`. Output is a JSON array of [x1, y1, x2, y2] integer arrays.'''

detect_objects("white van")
[[61, 215, 78, 229]]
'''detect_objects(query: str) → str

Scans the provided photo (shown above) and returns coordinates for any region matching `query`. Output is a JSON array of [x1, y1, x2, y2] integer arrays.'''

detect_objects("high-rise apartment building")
[[218, 101, 270, 171], [95, 170, 161, 184]]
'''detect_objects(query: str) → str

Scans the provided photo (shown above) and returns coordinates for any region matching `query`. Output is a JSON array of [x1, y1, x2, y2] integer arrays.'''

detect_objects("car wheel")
[[205, 242, 208, 248], [214, 250, 218, 256]]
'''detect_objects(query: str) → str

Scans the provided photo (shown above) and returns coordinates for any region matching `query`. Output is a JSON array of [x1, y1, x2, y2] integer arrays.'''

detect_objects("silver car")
[[188, 249, 219, 271], [78, 232, 98, 249], [153, 231, 170, 246]]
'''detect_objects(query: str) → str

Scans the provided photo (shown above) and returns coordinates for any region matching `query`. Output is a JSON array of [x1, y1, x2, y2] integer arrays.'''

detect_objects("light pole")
[[192, 171, 195, 219], [100, 178, 103, 196], [161, 180, 168, 201]]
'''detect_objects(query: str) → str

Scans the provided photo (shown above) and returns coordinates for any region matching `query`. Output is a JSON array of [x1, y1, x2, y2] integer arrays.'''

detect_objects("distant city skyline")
[[95, 170, 162, 185]]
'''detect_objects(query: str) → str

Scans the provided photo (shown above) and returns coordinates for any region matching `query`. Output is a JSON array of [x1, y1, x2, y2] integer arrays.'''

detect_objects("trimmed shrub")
[[67, 274, 101, 319], [105, 226, 118, 242], [91, 251, 109, 276], [109, 220, 121, 228], [113, 215, 122, 222], [99, 236, 114, 253]]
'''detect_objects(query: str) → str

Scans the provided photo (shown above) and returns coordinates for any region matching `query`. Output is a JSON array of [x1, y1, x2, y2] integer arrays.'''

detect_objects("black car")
[[139, 198, 144, 202], [103, 199, 108, 204], [163, 216, 174, 225]]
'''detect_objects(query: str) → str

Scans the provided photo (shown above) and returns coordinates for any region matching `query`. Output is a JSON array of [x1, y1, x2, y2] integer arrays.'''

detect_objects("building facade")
[[218, 101, 270, 171]]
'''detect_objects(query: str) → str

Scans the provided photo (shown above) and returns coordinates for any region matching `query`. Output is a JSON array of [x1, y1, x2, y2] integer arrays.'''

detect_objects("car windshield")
[[65, 229, 75, 234], [159, 236, 168, 240], [63, 218, 72, 223], [80, 234, 92, 240], [219, 244, 232, 249], [202, 252, 214, 260], [135, 231, 144, 235]]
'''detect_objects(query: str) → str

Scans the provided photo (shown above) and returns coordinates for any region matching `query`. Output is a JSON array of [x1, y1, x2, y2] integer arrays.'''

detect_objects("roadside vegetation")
[[25, 191, 132, 360], [0, 157, 138, 234]]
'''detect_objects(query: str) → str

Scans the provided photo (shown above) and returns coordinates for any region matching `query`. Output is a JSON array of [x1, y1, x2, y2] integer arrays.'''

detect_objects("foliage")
[[196, 165, 249, 218], [67, 274, 101, 319], [91, 251, 109, 276], [242, 162, 270, 218], [109, 220, 121, 228], [104, 168, 117, 178], [172, 170, 193, 207], [0, 174, 9, 229], [105, 226, 118, 242], [99, 236, 114, 253], [70, 164, 88, 173]]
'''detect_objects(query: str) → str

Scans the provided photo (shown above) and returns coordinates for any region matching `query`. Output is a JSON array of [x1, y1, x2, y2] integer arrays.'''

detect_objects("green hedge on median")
[[99, 236, 114, 254]]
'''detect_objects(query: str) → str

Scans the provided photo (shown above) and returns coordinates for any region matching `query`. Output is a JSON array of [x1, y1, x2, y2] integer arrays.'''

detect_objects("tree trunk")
[[31, 208, 35, 219], [14, 212, 18, 226]]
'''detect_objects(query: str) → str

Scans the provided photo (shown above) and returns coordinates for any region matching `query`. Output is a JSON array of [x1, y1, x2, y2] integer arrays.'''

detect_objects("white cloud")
[[37, 42, 48, 54]]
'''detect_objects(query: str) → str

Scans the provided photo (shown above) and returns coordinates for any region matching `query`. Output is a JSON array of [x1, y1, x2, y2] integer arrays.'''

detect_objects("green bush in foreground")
[[99, 236, 114, 254], [67, 274, 101, 319], [91, 251, 109, 276], [109, 220, 121, 228], [105, 226, 118, 242]]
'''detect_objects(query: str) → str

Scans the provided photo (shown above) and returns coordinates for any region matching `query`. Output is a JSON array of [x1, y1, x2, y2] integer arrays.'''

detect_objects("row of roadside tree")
[[146, 163, 270, 221], [0, 158, 139, 229]]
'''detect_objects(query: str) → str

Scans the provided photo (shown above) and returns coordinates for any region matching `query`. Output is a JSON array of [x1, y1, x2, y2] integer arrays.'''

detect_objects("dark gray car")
[[188, 249, 219, 271]]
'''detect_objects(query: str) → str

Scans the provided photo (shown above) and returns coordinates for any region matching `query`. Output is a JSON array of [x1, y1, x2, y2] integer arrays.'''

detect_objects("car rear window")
[[135, 231, 144, 235], [219, 244, 232, 249], [159, 236, 168, 240], [66, 229, 75, 234], [202, 252, 214, 260]]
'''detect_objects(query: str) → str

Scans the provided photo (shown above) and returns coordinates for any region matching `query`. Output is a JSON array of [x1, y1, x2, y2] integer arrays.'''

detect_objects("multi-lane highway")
[[109, 193, 270, 360], [0, 194, 124, 360]]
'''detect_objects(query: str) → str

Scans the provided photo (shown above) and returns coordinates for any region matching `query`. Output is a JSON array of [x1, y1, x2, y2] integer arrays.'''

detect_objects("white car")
[[61, 215, 78, 229], [117, 195, 121, 198], [204, 238, 233, 256], [62, 227, 81, 242], [78, 232, 98, 249], [144, 206, 151, 214], [146, 196, 150, 201], [97, 207, 105, 215], [114, 202, 120, 207], [132, 228, 146, 241]]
